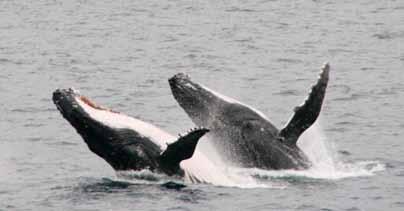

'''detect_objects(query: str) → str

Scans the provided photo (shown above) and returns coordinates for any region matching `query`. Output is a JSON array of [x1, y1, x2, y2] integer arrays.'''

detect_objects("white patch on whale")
[[199, 83, 271, 121], [76, 96, 172, 148]]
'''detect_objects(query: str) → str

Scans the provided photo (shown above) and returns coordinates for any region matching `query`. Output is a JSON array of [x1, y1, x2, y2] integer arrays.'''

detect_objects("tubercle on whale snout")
[[168, 73, 196, 91], [169, 73, 191, 82]]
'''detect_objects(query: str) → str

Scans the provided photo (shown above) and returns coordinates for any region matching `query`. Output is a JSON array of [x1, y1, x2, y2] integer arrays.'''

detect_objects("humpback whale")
[[53, 88, 210, 178], [169, 64, 330, 170]]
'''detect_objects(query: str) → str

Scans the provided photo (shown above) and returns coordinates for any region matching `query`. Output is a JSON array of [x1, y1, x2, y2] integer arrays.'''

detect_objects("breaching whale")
[[53, 88, 211, 179], [169, 64, 330, 170]]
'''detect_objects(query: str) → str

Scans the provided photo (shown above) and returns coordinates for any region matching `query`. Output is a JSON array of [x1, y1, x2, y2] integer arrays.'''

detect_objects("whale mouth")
[[53, 88, 118, 115], [52, 88, 126, 135], [79, 95, 109, 112]]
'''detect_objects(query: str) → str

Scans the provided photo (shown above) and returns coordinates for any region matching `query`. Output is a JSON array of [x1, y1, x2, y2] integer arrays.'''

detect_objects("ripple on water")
[[332, 93, 369, 102], [67, 178, 157, 200], [393, 201, 404, 208], [345, 207, 361, 211], [296, 204, 317, 210], [11, 107, 54, 114], [166, 206, 191, 211], [335, 121, 355, 127], [276, 58, 303, 64], [26, 137, 42, 142], [225, 7, 259, 13], [373, 31, 404, 40], [23, 122, 45, 128], [273, 89, 300, 96]]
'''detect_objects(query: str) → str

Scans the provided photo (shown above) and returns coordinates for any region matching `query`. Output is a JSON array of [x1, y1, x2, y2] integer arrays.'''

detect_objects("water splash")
[[116, 169, 182, 185], [231, 122, 385, 183], [114, 122, 384, 188], [193, 122, 384, 187], [297, 122, 384, 179], [193, 136, 277, 188]]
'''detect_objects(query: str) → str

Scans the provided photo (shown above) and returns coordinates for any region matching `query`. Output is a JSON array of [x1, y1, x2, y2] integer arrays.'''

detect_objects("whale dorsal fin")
[[158, 128, 209, 175], [279, 63, 330, 145]]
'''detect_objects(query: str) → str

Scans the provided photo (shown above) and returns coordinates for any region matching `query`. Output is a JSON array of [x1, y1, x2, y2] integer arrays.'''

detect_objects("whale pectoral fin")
[[158, 128, 209, 175], [279, 63, 330, 145]]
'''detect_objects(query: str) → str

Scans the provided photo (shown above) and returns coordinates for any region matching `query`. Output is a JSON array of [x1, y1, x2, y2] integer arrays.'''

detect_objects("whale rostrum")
[[169, 63, 330, 170]]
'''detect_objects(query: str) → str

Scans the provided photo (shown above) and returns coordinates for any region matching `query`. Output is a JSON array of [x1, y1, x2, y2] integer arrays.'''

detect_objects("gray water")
[[1, 0, 403, 210]]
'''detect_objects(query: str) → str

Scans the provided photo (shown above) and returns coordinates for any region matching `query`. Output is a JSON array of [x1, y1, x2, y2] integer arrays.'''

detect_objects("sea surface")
[[1, 0, 403, 210]]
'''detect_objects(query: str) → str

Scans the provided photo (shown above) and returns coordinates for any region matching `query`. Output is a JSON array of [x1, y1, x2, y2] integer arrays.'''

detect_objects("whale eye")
[[241, 121, 258, 140], [244, 122, 253, 130]]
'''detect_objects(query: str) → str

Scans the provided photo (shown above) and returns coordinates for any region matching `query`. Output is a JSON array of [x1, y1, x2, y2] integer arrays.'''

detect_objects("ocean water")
[[1, 0, 403, 210]]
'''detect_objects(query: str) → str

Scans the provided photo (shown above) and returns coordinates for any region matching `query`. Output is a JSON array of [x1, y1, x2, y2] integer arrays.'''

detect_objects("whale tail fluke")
[[159, 128, 209, 175], [279, 63, 330, 145]]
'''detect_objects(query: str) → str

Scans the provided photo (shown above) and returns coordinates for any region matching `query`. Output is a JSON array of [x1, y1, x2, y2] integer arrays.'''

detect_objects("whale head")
[[168, 73, 219, 125]]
